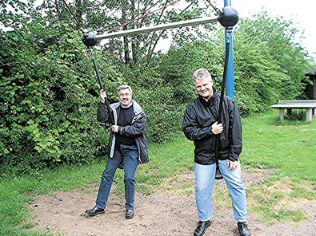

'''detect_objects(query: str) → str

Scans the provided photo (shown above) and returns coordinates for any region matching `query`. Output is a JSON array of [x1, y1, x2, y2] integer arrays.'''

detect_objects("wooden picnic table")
[[271, 100, 316, 121]]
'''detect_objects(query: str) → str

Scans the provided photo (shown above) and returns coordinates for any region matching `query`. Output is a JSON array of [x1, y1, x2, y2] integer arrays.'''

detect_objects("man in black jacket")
[[182, 68, 250, 236], [85, 85, 148, 219]]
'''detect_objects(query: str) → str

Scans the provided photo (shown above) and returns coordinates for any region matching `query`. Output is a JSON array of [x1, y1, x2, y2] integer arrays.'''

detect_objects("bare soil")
[[28, 168, 316, 236]]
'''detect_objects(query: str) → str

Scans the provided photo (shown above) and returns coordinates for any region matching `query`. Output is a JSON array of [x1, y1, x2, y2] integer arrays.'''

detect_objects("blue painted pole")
[[224, 0, 235, 100]]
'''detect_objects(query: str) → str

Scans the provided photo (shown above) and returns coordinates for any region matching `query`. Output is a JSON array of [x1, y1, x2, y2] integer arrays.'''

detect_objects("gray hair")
[[192, 68, 212, 81], [117, 84, 133, 94]]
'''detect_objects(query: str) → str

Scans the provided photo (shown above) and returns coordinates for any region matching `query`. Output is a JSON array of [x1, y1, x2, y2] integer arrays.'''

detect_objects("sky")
[[4, 0, 315, 63], [235, 0, 316, 62], [156, 0, 315, 63]]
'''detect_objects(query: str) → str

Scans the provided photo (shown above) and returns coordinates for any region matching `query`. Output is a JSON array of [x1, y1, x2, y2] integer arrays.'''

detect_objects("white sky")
[[4, 0, 315, 62], [234, 0, 316, 62], [157, 0, 315, 63]]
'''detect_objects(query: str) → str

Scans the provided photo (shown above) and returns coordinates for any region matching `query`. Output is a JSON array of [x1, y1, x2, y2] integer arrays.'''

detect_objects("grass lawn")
[[1, 110, 315, 235], [241, 110, 316, 222]]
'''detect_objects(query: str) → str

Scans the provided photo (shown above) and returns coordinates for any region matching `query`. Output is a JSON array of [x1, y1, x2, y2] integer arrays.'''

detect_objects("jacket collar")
[[111, 100, 143, 115]]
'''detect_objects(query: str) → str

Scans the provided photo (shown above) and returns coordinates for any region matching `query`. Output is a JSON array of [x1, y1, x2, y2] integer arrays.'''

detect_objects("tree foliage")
[[0, 1, 313, 174], [234, 12, 312, 101], [35, 0, 216, 65], [0, 1, 120, 173]]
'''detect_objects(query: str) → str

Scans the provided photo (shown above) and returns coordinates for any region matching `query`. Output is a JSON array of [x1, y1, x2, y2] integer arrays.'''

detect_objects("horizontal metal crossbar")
[[95, 17, 218, 40]]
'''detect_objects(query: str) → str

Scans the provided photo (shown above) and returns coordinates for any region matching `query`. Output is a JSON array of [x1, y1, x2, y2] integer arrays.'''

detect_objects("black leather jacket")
[[97, 101, 149, 164], [182, 92, 242, 165]]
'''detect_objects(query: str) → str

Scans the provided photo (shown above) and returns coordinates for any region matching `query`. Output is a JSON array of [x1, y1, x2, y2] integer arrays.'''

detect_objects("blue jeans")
[[195, 160, 247, 222], [96, 144, 138, 210]]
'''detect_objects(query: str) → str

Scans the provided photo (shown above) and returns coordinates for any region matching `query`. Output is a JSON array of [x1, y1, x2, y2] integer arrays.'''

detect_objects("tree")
[[46, 0, 217, 65], [235, 12, 313, 100], [0, 1, 122, 173]]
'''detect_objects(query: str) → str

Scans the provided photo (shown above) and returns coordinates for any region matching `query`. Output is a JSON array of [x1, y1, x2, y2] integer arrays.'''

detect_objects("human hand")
[[211, 121, 223, 134], [228, 160, 238, 170], [111, 125, 119, 133], [99, 89, 107, 103]]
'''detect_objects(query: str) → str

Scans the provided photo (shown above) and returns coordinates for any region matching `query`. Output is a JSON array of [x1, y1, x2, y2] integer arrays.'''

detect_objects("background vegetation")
[[0, 0, 314, 174]]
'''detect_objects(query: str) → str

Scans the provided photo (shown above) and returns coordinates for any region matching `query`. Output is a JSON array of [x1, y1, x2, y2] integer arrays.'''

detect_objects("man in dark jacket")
[[182, 68, 250, 236], [85, 84, 148, 219]]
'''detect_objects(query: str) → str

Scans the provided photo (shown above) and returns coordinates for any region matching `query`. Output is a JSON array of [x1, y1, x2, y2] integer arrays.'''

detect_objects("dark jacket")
[[182, 92, 242, 165], [97, 101, 149, 164]]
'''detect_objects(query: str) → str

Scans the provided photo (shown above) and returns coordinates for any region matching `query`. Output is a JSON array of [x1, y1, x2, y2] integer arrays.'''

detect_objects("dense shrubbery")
[[234, 13, 312, 113], [0, 20, 105, 174], [120, 66, 185, 142], [0, 6, 313, 174]]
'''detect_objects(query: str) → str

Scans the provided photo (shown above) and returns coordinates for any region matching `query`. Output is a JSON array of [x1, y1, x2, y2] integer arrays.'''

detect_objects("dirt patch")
[[28, 168, 316, 236]]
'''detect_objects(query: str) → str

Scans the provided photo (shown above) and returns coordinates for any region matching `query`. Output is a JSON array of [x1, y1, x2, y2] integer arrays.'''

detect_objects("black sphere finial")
[[218, 6, 239, 28], [82, 31, 98, 47]]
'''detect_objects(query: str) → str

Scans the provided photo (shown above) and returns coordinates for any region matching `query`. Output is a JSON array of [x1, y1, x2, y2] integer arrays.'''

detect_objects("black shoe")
[[194, 220, 211, 236], [85, 206, 105, 217], [125, 209, 134, 219], [238, 222, 251, 236]]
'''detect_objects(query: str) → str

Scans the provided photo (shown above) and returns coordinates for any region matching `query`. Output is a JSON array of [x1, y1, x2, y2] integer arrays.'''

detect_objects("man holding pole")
[[182, 68, 250, 236], [85, 85, 148, 219]]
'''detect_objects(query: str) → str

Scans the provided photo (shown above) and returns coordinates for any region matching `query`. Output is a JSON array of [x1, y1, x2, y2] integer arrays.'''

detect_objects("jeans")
[[195, 159, 247, 222], [96, 144, 138, 210]]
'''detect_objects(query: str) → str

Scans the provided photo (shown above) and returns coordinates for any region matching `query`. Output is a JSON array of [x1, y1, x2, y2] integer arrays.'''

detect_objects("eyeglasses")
[[119, 93, 131, 97]]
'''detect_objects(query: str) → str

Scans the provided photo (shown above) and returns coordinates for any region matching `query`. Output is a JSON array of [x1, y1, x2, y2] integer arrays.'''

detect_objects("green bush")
[[1, 8, 312, 175], [121, 65, 184, 143], [0, 20, 113, 174]]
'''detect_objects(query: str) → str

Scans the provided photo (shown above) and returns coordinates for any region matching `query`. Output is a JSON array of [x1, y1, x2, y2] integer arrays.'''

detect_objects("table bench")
[[271, 100, 316, 121]]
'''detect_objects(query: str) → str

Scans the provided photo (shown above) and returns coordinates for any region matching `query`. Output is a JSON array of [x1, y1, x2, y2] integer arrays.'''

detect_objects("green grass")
[[1, 109, 316, 234], [241, 110, 316, 222], [0, 136, 195, 236], [242, 110, 316, 181]]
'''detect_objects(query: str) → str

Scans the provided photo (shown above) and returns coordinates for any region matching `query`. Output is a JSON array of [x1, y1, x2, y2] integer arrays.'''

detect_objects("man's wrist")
[[210, 127, 214, 135]]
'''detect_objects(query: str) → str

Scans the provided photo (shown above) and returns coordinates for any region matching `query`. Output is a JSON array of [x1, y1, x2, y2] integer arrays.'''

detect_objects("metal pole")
[[87, 48, 114, 124], [224, 0, 235, 100], [95, 17, 218, 40]]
